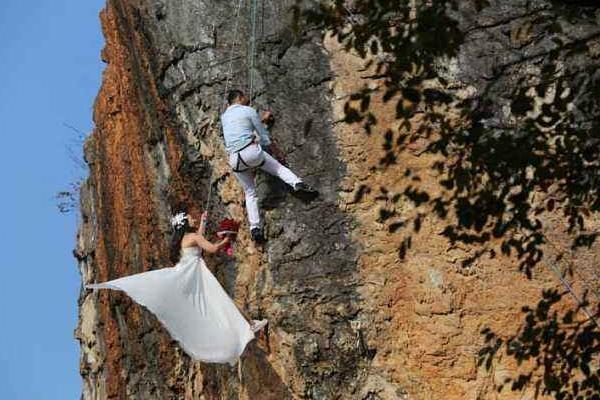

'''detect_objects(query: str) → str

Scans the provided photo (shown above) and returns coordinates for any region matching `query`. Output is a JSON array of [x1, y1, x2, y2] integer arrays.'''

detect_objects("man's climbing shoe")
[[251, 319, 268, 333], [251, 227, 265, 243], [293, 182, 317, 193], [292, 182, 318, 202]]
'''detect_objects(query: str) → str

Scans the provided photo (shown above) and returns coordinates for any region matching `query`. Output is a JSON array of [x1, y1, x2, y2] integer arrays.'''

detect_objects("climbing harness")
[[230, 142, 266, 173], [231, 152, 264, 172]]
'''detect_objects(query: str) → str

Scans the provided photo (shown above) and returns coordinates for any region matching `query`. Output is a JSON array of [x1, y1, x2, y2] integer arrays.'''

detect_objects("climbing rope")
[[546, 260, 600, 330], [207, 0, 245, 214], [544, 236, 600, 329], [259, 0, 270, 108], [569, 259, 600, 305], [221, 0, 245, 109], [210, 0, 264, 214], [203, 173, 214, 214], [248, 0, 260, 104]]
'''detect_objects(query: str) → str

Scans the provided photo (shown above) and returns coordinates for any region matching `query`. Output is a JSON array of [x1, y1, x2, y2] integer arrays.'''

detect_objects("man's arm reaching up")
[[248, 108, 272, 147]]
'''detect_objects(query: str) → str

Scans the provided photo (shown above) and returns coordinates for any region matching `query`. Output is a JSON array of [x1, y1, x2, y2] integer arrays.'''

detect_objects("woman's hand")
[[194, 232, 229, 254]]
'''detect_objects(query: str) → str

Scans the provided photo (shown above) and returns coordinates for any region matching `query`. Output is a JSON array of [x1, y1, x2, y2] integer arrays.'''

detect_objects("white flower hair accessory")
[[170, 212, 188, 229]]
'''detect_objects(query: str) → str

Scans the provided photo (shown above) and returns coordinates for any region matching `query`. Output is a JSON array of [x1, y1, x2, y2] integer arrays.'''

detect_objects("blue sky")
[[0, 0, 105, 398]]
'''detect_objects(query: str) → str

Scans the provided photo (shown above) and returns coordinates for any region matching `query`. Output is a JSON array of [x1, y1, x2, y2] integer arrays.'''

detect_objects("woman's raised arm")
[[193, 233, 229, 254]]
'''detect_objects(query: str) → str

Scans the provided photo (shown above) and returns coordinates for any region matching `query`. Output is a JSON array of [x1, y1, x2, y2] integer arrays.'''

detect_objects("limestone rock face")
[[76, 1, 600, 399]]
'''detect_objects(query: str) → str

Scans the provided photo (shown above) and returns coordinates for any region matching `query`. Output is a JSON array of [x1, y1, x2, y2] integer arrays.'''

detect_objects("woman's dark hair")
[[227, 89, 244, 105], [169, 216, 196, 264]]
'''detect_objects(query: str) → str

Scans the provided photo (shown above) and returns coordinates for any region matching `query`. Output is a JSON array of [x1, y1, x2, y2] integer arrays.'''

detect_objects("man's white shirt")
[[221, 104, 271, 153]]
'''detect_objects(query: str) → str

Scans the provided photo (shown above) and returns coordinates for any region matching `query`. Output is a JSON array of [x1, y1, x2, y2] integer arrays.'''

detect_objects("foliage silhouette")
[[478, 289, 600, 399], [294, 0, 600, 275], [291, 1, 600, 397]]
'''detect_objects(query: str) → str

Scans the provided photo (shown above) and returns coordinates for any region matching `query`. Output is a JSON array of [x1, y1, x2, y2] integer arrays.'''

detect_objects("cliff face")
[[76, 1, 600, 399]]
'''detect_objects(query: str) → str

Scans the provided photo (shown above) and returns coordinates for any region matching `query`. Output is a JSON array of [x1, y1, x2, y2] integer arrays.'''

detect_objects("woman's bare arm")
[[193, 233, 229, 254]]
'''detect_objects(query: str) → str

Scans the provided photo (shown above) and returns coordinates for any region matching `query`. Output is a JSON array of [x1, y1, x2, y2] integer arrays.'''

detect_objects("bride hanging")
[[86, 211, 267, 365]]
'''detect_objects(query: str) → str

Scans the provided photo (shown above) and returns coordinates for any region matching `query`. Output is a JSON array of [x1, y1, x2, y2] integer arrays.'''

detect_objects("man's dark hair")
[[227, 89, 244, 105]]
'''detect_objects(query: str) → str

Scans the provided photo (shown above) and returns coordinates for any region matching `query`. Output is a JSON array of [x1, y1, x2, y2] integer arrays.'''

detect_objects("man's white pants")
[[228, 144, 301, 230]]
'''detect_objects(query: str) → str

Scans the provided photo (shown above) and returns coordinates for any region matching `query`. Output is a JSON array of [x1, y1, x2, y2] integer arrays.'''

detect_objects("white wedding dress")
[[86, 246, 258, 365]]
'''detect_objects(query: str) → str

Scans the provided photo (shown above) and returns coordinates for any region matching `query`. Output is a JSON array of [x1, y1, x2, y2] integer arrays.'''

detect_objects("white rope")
[[543, 235, 600, 329], [570, 262, 600, 304], [206, 0, 245, 215], [221, 0, 245, 109], [203, 175, 213, 214], [545, 260, 600, 330], [248, 0, 259, 104]]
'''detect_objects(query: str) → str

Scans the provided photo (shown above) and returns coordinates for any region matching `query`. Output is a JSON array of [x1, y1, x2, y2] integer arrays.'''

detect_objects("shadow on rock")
[[294, 0, 600, 277], [478, 289, 600, 399]]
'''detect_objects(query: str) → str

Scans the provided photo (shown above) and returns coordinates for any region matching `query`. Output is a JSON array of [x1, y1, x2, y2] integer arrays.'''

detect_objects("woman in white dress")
[[86, 211, 267, 365]]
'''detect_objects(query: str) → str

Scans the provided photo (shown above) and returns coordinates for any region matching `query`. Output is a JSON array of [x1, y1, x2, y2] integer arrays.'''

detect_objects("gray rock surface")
[[76, 0, 600, 399]]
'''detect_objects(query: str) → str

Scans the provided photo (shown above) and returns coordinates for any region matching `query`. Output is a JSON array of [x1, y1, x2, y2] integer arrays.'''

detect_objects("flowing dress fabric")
[[86, 247, 255, 365]]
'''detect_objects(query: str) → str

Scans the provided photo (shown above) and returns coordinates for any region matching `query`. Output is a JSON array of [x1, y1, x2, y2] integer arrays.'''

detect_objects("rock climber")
[[221, 89, 317, 243]]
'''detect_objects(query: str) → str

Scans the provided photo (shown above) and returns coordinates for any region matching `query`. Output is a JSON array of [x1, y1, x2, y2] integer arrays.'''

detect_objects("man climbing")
[[221, 89, 317, 243]]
